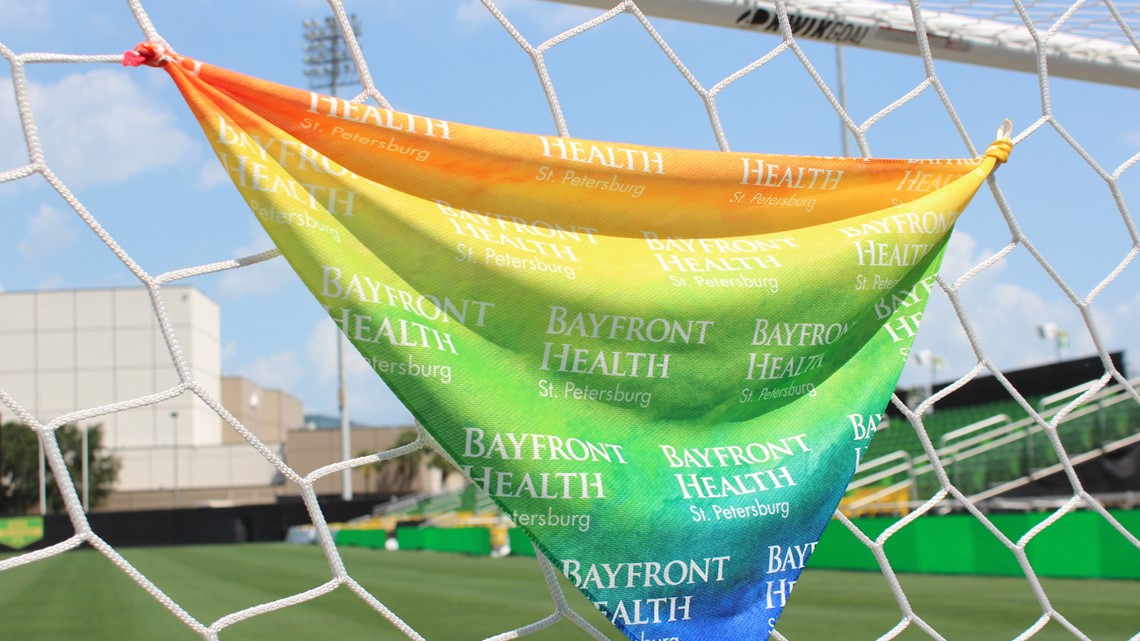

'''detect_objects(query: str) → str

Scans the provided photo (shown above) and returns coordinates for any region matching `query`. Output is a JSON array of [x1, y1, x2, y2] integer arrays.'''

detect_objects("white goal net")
[[1, 1, 1138, 640]]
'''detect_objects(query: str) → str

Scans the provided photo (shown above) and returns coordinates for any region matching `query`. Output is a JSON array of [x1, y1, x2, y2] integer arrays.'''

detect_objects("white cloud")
[[937, 230, 1006, 286], [0, 70, 198, 189], [1089, 285, 1140, 355], [238, 323, 416, 425], [454, 0, 492, 31], [306, 320, 372, 383], [216, 225, 295, 298], [221, 341, 237, 365], [17, 203, 77, 257], [197, 160, 229, 190], [304, 320, 413, 425], [305, 319, 339, 383], [901, 230, 1120, 388], [37, 274, 65, 290], [238, 351, 305, 392], [0, 1, 50, 30]]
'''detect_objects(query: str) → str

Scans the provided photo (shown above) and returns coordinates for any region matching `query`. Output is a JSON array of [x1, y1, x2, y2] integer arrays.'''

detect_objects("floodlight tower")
[[913, 349, 944, 400], [303, 15, 361, 98], [303, 14, 361, 501], [1037, 322, 1070, 362], [170, 411, 180, 508]]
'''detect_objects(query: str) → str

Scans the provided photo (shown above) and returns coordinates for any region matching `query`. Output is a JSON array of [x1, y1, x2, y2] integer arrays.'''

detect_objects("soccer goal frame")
[[1, 1, 1138, 640]]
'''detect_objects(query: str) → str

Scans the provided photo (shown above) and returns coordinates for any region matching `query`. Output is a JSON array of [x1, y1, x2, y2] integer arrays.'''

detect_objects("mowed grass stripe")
[[123, 544, 355, 621], [779, 567, 1140, 640], [128, 544, 611, 640], [0, 548, 200, 639], [2, 543, 1137, 640], [0, 545, 548, 640], [339, 546, 616, 639]]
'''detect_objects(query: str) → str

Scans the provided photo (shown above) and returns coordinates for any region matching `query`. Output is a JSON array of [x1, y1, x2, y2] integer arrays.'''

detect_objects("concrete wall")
[[221, 376, 304, 445], [115, 441, 286, 495], [0, 287, 220, 453], [285, 426, 423, 496], [101, 484, 285, 512], [0, 287, 293, 496], [0, 286, 397, 508]]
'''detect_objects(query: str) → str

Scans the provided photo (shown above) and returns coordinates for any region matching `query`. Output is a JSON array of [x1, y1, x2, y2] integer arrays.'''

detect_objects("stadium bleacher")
[[846, 352, 1138, 511]]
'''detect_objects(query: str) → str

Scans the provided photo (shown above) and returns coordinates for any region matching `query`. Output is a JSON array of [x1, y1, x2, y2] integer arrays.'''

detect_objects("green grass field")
[[1, 543, 1137, 640]]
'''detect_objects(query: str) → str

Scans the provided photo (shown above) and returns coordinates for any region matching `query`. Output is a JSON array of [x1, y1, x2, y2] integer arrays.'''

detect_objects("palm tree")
[[377, 429, 424, 494], [375, 427, 459, 494], [355, 449, 383, 495], [425, 440, 458, 486]]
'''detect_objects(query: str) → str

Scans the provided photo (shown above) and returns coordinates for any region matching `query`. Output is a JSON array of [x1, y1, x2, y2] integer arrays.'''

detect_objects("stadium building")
[[0, 286, 420, 510]]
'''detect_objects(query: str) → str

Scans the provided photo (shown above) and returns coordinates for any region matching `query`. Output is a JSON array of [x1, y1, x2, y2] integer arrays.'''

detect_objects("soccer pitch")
[[1, 543, 1137, 640]]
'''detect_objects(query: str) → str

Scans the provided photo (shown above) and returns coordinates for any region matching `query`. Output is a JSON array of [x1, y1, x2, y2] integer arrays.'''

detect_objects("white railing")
[[846, 376, 1140, 509]]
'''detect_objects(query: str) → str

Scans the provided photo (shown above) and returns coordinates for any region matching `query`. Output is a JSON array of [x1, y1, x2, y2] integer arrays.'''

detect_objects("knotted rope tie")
[[985, 118, 1014, 164], [122, 42, 175, 67]]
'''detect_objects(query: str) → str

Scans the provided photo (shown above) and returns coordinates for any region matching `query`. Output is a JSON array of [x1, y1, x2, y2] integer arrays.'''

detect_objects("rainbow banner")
[[131, 43, 1008, 640]]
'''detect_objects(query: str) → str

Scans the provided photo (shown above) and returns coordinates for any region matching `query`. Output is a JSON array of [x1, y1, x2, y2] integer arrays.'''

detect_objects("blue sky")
[[1, 0, 1138, 426]]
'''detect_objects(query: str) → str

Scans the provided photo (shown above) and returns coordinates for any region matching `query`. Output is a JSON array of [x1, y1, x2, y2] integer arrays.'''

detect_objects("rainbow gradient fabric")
[[138, 45, 1008, 640]]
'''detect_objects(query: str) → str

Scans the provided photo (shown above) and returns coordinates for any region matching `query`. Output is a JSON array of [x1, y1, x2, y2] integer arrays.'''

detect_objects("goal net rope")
[[1, 1, 1137, 640]]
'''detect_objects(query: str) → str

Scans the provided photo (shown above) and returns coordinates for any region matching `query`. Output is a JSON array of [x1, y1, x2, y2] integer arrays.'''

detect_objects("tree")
[[425, 439, 458, 482], [356, 448, 384, 495], [376, 429, 424, 494], [0, 422, 120, 516], [374, 428, 459, 495]]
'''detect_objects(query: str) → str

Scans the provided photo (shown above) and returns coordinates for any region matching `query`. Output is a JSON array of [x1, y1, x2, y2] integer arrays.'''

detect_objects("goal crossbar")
[[547, 0, 1140, 88]]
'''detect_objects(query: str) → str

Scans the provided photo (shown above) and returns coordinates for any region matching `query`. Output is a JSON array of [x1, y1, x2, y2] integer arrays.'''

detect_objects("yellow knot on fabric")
[[984, 119, 1013, 164]]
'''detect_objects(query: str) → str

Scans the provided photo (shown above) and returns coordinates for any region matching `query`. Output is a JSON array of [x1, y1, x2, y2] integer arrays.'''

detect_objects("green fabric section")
[[155, 53, 1011, 640], [809, 510, 1139, 579]]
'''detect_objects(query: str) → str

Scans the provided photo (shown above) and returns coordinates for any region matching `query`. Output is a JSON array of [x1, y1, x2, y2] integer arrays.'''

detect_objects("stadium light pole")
[[38, 439, 46, 515], [1037, 322, 1069, 362], [303, 15, 361, 98], [81, 423, 89, 513], [913, 349, 943, 399], [171, 411, 180, 509], [304, 14, 361, 501], [336, 339, 351, 501]]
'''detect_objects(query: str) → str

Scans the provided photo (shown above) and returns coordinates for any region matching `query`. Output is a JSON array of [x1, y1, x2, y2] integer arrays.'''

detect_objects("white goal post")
[[550, 0, 1140, 87]]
